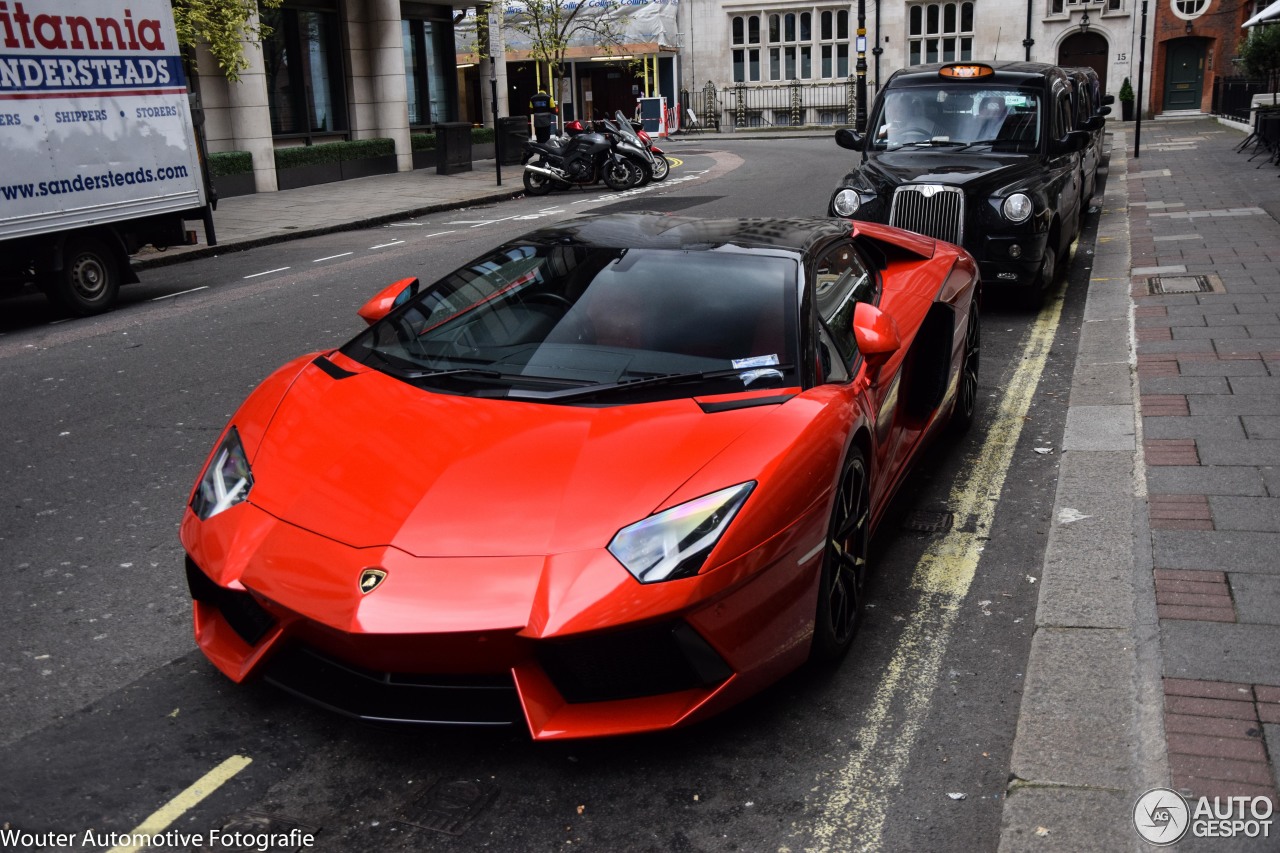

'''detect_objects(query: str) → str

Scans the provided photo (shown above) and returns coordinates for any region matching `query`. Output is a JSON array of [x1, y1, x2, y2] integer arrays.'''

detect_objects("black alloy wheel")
[[602, 159, 634, 191], [950, 302, 981, 433], [811, 447, 870, 662]]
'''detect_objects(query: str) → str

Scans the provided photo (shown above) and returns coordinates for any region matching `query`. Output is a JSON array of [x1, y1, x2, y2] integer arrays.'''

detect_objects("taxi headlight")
[[832, 189, 862, 218], [1002, 193, 1033, 223]]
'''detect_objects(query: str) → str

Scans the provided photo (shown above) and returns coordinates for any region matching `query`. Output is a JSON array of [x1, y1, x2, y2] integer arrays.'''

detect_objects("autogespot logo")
[[1134, 788, 1191, 846]]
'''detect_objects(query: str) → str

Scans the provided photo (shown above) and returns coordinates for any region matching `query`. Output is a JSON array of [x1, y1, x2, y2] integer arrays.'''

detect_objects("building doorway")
[[1162, 38, 1206, 112], [1058, 31, 1109, 93]]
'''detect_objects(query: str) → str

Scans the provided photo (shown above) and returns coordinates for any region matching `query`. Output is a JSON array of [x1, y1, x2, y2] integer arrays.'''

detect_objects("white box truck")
[[0, 0, 215, 315]]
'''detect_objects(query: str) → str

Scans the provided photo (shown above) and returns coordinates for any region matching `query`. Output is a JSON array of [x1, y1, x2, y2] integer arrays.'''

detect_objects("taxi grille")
[[889, 184, 964, 245]]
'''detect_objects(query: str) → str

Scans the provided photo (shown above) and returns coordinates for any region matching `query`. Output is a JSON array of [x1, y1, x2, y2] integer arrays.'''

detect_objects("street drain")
[[902, 510, 954, 534], [1147, 274, 1217, 294], [395, 779, 499, 836]]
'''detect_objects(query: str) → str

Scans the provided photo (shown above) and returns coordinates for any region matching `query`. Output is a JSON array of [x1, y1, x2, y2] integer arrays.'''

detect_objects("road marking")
[[152, 286, 209, 301], [107, 755, 252, 853], [243, 267, 289, 279], [425, 231, 455, 238], [312, 252, 353, 263], [369, 240, 405, 250], [806, 276, 1069, 853]]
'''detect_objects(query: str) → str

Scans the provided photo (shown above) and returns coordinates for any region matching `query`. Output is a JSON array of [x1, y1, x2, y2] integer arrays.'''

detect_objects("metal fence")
[[1211, 76, 1270, 122], [678, 81, 869, 131]]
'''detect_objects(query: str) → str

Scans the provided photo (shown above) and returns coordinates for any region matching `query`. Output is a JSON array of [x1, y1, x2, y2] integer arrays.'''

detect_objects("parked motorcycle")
[[614, 112, 670, 182], [521, 123, 634, 195]]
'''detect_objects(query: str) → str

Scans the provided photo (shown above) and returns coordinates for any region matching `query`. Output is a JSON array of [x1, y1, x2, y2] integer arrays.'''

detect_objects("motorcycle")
[[614, 111, 670, 183], [521, 123, 634, 195]]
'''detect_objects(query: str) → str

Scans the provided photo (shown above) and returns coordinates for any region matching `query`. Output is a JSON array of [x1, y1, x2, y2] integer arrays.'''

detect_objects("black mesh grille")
[[185, 557, 276, 646], [263, 644, 522, 726], [538, 621, 732, 704]]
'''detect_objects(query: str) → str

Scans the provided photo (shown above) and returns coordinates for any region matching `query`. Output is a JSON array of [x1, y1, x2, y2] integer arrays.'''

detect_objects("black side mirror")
[[1101, 94, 1115, 106], [1096, 105, 1112, 117], [835, 128, 864, 151]]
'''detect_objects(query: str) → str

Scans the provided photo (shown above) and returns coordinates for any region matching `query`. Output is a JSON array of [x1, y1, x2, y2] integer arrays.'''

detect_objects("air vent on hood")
[[311, 355, 356, 380]]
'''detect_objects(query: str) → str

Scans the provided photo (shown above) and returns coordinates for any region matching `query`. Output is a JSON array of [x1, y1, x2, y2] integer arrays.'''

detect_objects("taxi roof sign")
[[939, 64, 994, 79]]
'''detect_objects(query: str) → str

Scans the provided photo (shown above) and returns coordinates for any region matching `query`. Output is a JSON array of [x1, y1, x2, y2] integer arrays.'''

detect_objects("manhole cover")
[[902, 510, 954, 534], [1148, 274, 1214, 294], [395, 779, 499, 836]]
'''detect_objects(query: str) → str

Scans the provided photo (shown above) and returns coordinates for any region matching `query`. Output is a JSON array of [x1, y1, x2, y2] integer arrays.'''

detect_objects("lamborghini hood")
[[245, 360, 779, 558]]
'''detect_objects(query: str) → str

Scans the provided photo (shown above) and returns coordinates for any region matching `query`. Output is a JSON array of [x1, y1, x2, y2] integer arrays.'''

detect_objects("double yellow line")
[[807, 281, 1068, 852]]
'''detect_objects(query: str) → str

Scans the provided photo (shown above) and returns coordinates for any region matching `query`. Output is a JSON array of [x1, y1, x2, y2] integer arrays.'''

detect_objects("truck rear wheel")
[[47, 235, 119, 316]]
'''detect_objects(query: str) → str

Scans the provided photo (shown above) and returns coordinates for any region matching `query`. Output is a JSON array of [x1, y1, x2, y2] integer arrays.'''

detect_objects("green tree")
[[1239, 23, 1280, 105], [171, 0, 284, 82], [502, 0, 631, 117]]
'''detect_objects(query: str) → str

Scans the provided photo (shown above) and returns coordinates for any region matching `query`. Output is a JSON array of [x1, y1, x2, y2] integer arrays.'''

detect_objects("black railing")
[[677, 81, 871, 131], [1211, 76, 1270, 122]]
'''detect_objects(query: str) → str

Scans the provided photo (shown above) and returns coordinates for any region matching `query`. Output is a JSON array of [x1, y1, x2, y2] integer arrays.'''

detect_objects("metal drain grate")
[[1148, 275, 1213, 294], [902, 510, 954, 534]]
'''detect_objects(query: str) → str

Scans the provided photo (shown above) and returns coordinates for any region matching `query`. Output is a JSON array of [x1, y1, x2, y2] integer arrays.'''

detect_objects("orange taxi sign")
[[939, 64, 994, 79]]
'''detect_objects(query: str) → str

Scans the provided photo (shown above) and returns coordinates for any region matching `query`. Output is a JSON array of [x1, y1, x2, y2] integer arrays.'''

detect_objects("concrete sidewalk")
[[1000, 120, 1280, 851]]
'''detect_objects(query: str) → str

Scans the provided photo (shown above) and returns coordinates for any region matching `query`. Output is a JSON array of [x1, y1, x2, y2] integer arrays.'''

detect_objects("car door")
[[811, 240, 904, 509], [1045, 86, 1083, 246]]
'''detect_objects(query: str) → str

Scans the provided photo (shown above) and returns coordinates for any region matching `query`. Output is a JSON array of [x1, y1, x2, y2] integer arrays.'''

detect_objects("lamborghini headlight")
[[831, 188, 863, 218], [191, 426, 254, 521], [1002, 192, 1033, 223], [608, 482, 755, 584]]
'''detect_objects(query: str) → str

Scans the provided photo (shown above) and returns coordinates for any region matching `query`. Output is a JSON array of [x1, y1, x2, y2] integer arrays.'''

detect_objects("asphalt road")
[[0, 137, 1098, 852]]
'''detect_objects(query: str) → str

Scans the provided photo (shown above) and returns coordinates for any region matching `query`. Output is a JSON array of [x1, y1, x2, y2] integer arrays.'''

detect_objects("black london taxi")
[[1063, 66, 1114, 201], [827, 61, 1090, 307]]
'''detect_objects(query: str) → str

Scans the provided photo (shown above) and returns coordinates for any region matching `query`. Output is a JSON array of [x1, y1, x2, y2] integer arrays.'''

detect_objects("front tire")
[[810, 447, 870, 663], [949, 302, 980, 434], [649, 154, 670, 181], [1019, 243, 1055, 311], [602, 159, 633, 191], [46, 234, 119, 316]]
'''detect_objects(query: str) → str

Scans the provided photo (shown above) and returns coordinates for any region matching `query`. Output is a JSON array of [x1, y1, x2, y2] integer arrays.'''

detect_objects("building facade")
[[194, 0, 467, 192], [195, 0, 1237, 194]]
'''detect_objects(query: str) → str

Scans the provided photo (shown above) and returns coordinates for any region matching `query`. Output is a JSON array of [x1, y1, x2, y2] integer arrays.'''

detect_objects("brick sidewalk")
[[1125, 118, 1280, 811]]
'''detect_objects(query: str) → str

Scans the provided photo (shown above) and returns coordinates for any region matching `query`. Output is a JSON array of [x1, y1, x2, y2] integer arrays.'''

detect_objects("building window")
[[262, 5, 348, 137], [908, 2, 974, 67], [1170, 0, 1208, 18], [403, 18, 451, 126], [731, 8, 844, 83]]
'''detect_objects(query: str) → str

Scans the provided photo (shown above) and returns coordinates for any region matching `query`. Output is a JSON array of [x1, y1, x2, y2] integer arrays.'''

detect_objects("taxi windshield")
[[871, 87, 1041, 151]]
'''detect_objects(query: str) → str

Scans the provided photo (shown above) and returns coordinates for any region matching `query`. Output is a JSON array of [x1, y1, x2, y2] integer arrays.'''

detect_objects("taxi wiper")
[[955, 138, 1003, 150], [519, 364, 795, 402]]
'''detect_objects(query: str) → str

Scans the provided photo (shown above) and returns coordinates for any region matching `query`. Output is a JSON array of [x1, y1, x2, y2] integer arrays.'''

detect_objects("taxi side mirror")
[[835, 128, 864, 151], [358, 277, 419, 325]]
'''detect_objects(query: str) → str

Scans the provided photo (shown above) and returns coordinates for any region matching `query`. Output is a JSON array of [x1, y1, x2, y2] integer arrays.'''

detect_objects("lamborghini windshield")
[[341, 243, 800, 404], [871, 87, 1042, 151]]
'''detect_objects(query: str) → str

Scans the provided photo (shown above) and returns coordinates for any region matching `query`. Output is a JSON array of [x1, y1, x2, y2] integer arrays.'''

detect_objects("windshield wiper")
[[954, 138, 1004, 151], [404, 366, 593, 388], [516, 364, 795, 402]]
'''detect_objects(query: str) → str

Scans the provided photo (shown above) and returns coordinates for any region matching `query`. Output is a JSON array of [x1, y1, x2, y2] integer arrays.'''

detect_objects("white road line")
[[425, 231, 455, 238], [369, 240, 405, 249], [243, 267, 289, 279], [151, 286, 209, 301], [312, 252, 353, 263]]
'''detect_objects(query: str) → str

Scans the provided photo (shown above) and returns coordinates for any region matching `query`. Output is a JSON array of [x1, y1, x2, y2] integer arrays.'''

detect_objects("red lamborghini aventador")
[[180, 213, 980, 739]]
